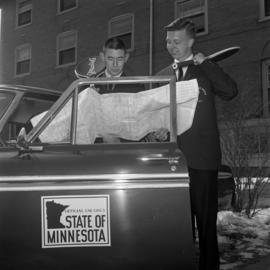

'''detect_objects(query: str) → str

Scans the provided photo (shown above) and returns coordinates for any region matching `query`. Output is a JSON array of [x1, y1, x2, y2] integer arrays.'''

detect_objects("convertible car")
[[0, 76, 198, 270]]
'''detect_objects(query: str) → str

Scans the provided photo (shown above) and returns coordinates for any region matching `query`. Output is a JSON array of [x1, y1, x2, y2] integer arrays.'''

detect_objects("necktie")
[[177, 64, 183, 81], [172, 63, 183, 81]]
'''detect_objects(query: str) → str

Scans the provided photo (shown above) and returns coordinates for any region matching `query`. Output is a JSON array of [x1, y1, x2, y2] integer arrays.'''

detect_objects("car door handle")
[[139, 154, 180, 165]]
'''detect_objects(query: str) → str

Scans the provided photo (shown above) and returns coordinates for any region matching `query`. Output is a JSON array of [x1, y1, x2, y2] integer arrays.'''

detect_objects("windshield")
[[0, 91, 15, 120]]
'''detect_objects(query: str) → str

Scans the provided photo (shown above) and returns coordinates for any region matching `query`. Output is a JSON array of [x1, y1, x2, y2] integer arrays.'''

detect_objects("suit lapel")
[[183, 65, 193, 80]]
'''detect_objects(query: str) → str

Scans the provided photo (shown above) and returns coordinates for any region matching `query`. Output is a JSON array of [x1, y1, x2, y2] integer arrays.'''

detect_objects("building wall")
[[0, 0, 269, 98], [0, 0, 151, 90]]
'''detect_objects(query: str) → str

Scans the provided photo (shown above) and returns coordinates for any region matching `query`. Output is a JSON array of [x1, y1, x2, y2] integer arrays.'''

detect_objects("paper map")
[[32, 79, 199, 143]]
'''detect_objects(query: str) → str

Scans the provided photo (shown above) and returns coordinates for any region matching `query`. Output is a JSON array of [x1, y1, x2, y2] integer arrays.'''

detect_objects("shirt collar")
[[105, 69, 122, 78], [174, 54, 193, 64]]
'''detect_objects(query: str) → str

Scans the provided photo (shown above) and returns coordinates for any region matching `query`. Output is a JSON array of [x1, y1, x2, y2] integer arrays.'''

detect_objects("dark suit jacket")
[[157, 60, 238, 170]]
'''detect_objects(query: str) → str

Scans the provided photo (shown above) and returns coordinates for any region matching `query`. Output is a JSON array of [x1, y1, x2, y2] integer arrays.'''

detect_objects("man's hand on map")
[[153, 128, 169, 141]]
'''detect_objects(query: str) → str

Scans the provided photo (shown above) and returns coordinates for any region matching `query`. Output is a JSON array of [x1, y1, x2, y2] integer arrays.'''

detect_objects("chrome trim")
[[0, 181, 189, 192], [0, 173, 188, 182], [0, 84, 61, 96], [71, 86, 78, 144], [218, 171, 232, 179]]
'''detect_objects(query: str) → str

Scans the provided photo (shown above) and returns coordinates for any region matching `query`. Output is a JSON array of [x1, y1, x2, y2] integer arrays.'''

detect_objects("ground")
[[217, 208, 270, 270]]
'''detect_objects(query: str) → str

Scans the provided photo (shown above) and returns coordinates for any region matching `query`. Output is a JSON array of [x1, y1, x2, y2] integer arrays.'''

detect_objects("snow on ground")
[[217, 208, 270, 270]]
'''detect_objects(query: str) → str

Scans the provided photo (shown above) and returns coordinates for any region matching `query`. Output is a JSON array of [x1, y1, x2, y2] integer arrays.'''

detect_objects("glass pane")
[[18, 10, 31, 26], [110, 16, 132, 35], [16, 46, 31, 61], [116, 33, 131, 50], [267, 65, 270, 114], [18, 0, 31, 10], [265, 0, 270, 16], [176, 0, 205, 14], [0, 91, 15, 119], [175, 0, 206, 34], [59, 48, 75, 65], [60, 0, 76, 11], [268, 88, 270, 112], [37, 97, 73, 143], [16, 59, 30, 74], [268, 65, 270, 87], [189, 13, 205, 33], [59, 33, 76, 49], [242, 133, 257, 154], [259, 133, 269, 153]]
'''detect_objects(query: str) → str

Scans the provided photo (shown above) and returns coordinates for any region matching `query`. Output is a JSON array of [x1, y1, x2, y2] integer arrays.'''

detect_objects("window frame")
[[16, 0, 32, 28], [56, 30, 77, 68], [262, 58, 270, 117], [259, 0, 270, 21], [57, 0, 78, 15], [14, 43, 32, 77], [174, 0, 208, 36], [108, 13, 135, 52]]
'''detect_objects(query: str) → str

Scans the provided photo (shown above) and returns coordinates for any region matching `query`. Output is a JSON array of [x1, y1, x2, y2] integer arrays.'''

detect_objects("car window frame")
[[0, 90, 24, 134]]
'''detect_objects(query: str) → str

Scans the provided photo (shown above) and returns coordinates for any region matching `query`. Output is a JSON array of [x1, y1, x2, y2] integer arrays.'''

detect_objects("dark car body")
[[0, 77, 197, 269]]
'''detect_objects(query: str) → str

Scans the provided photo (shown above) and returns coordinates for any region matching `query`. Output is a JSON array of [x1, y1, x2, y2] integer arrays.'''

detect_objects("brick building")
[[0, 0, 270, 168]]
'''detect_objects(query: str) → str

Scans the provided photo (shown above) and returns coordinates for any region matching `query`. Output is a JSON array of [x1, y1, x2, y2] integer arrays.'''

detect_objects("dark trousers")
[[188, 167, 219, 270]]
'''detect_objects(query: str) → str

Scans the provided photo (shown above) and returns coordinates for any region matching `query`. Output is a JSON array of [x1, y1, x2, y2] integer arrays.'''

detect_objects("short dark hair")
[[164, 18, 196, 39], [103, 37, 127, 52]]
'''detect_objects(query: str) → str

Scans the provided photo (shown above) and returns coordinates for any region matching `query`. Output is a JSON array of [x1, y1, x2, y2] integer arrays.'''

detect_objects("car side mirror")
[[16, 127, 29, 151]]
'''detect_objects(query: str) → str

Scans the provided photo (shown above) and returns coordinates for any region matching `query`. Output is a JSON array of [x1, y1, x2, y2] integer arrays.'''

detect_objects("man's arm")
[[194, 53, 238, 100]]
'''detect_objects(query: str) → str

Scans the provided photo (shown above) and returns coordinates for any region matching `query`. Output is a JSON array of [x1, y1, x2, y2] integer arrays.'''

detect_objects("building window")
[[262, 59, 270, 117], [175, 0, 208, 35], [57, 31, 77, 67], [108, 14, 134, 51], [57, 0, 78, 14], [259, 0, 270, 20], [15, 44, 31, 76], [16, 0, 32, 28]]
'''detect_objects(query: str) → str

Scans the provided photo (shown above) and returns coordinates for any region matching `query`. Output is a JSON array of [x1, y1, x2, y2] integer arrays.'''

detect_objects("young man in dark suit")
[[157, 18, 238, 270], [94, 37, 144, 143]]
